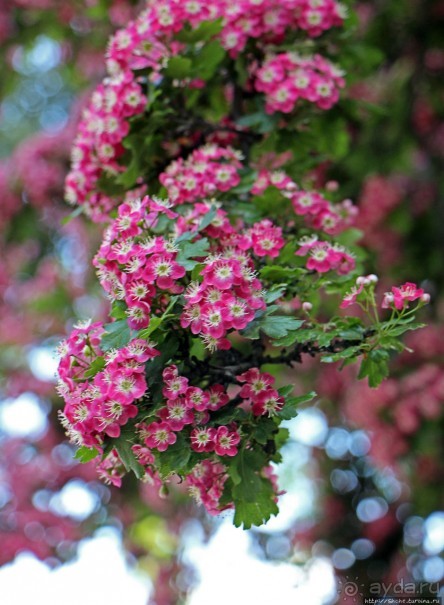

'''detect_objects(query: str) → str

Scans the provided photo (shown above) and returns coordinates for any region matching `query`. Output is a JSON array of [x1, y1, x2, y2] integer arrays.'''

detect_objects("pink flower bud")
[[326, 180, 339, 192], [302, 302, 313, 312]]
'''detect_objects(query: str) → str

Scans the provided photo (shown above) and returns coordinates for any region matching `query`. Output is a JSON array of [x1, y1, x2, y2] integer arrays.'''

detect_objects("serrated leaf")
[[233, 474, 279, 529], [74, 446, 99, 463], [277, 391, 316, 421], [382, 322, 425, 337], [262, 316, 304, 339], [251, 417, 278, 445], [84, 356, 106, 379], [101, 319, 131, 352], [138, 317, 163, 340], [358, 348, 390, 388], [176, 238, 209, 270], [277, 385, 294, 398], [264, 284, 287, 303]]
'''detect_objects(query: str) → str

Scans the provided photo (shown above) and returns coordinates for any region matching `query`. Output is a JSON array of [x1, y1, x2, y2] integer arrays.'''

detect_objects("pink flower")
[[252, 389, 285, 416], [143, 421, 177, 452], [214, 425, 241, 457], [237, 368, 275, 400], [382, 282, 426, 310], [340, 283, 364, 309], [190, 427, 216, 453]]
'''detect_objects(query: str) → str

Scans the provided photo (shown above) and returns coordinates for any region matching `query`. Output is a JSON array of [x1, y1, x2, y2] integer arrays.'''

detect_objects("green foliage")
[[277, 391, 317, 421], [83, 356, 106, 379], [101, 319, 132, 352], [74, 446, 100, 463], [155, 433, 192, 479], [114, 438, 145, 480], [229, 448, 279, 529], [176, 238, 210, 270], [358, 348, 390, 388], [242, 307, 304, 340]]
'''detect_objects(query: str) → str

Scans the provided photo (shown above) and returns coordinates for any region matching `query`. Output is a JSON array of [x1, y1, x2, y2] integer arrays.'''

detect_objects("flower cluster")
[[291, 188, 357, 235], [65, 77, 147, 220], [65, 0, 345, 219], [93, 193, 269, 349], [296, 235, 356, 275], [185, 460, 231, 516], [255, 52, 345, 114], [181, 251, 266, 351], [94, 195, 185, 329], [237, 368, 284, 416], [137, 365, 240, 455], [57, 321, 158, 447], [251, 170, 358, 236], [159, 145, 243, 205]]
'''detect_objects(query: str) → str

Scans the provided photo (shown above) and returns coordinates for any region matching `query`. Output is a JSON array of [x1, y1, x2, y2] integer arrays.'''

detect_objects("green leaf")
[[253, 186, 289, 217], [138, 296, 180, 339], [251, 417, 278, 445], [110, 300, 127, 320], [236, 111, 278, 134], [233, 493, 279, 529], [74, 446, 99, 463], [232, 448, 266, 502], [321, 345, 363, 363], [260, 266, 305, 282], [192, 41, 226, 80], [277, 391, 316, 421], [176, 19, 223, 43], [198, 205, 218, 231], [114, 438, 145, 479], [138, 316, 163, 339], [155, 433, 191, 479], [96, 172, 125, 197], [84, 356, 106, 379], [382, 321, 425, 337], [358, 348, 390, 388], [231, 452, 279, 529], [277, 385, 294, 398], [189, 337, 206, 361], [264, 284, 288, 303], [165, 56, 193, 79], [261, 316, 304, 339], [176, 238, 209, 270], [101, 319, 131, 352], [61, 206, 83, 225]]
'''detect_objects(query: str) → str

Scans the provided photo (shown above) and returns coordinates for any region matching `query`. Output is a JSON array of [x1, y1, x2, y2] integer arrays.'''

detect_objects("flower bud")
[[302, 302, 313, 312], [420, 293, 430, 304]]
